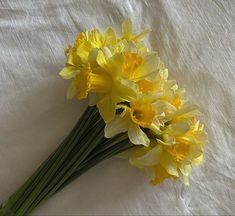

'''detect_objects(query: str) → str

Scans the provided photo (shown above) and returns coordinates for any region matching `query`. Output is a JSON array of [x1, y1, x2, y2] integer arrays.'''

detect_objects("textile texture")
[[0, 0, 234, 215]]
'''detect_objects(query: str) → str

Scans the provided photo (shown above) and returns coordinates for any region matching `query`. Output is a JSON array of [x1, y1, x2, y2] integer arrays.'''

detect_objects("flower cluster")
[[60, 19, 207, 185]]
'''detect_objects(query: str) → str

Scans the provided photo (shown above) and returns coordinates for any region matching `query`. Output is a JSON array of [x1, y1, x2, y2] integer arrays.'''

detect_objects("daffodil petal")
[[88, 48, 98, 62], [59, 66, 79, 79], [168, 120, 191, 135], [88, 93, 102, 106], [192, 154, 204, 165], [179, 164, 192, 186], [157, 138, 173, 146], [132, 28, 152, 42], [172, 104, 202, 119], [96, 50, 107, 68], [112, 80, 137, 102], [122, 18, 132, 40], [97, 95, 115, 123], [101, 47, 112, 59], [133, 53, 160, 80], [150, 164, 174, 185], [106, 53, 124, 78], [104, 115, 130, 138], [160, 153, 178, 176], [153, 100, 177, 115], [66, 81, 77, 99], [136, 145, 162, 166], [104, 27, 117, 45], [67, 50, 83, 66], [128, 124, 150, 146], [76, 41, 92, 62]]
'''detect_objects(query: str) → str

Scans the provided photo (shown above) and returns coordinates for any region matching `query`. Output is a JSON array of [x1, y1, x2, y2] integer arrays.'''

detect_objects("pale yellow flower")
[[69, 50, 138, 122], [105, 97, 155, 146], [59, 28, 117, 81], [105, 94, 178, 146], [125, 117, 207, 185]]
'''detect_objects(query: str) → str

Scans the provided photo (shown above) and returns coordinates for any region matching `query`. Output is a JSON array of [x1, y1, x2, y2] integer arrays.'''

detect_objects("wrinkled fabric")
[[0, 0, 234, 215]]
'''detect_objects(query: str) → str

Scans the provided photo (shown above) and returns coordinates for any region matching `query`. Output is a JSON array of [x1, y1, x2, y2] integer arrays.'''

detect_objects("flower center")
[[137, 79, 157, 93], [123, 52, 143, 80], [75, 64, 112, 99], [166, 143, 189, 162], [130, 100, 155, 128]]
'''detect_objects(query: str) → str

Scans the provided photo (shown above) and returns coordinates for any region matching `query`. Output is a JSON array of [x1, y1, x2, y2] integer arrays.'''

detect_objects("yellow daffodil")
[[59, 27, 117, 83], [95, 50, 139, 122], [67, 49, 139, 122], [125, 117, 207, 185], [105, 94, 178, 146], [105, 98, 154, 146]]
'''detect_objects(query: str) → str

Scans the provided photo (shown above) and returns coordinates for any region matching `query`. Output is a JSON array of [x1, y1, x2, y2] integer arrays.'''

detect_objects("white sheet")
[[0, 0, 235, 215]]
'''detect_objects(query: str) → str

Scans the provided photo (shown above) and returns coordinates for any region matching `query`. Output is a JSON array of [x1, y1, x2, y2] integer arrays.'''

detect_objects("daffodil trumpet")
[[0, 19, 207, 216]]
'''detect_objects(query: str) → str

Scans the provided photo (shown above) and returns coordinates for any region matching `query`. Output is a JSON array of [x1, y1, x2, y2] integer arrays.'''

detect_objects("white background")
[[0, 0, 235, 215]]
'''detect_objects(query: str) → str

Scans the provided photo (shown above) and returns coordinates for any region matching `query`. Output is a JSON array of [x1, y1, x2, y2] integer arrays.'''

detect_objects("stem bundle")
[[0, 106, 133, 216]]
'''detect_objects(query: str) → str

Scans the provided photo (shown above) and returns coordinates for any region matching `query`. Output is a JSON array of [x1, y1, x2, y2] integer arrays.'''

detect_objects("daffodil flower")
[[105, 95, 178, 146], [96, 50, 141, 122], [125, 118, 207, 185], [59, 28, 117, 82], [69, 50, 138, 122]]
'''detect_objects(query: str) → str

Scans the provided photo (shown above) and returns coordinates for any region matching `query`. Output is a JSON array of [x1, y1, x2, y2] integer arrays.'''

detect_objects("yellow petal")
[[150, 164, 175, 185], [171, 104, 202, 119], [88, 93, 101, 106], [96, 50, 107, 68], [106, 53, 124, 78], [168, 120, 191, 135], [112, 80, 137, 102], [101, 47, 112, 59], [122, 18, 132, 40], [66, 81, 77, 99], [67, 50, 83, 66], [136, 145, 162, 166], [192, 154, 204, 165], [97, 95, 115, 123], [104, 27, 117, 45], [59, 66, 79, 79], [104, 115, 131, 138], [76, 41, 92, 62], [88, 48, 99, 62], [132, 28, 152, 42], [133, 53, 160, 80], [129, 146, 149, 168], [157, 138, 174, 146], [149, 121, 162, 135], [160, 153, 178, 176], [179, 164, 192, 186], [153, 100, 177, 116], [128, 124, 150, 146]]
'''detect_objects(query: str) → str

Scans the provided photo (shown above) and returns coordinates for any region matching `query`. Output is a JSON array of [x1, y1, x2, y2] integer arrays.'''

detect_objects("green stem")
[[0, 106, 97, 215], [23, 139, 134, 216], [15, 110, 102, 216], [0, 107, 134, 216], [17, 122, 105, 216]]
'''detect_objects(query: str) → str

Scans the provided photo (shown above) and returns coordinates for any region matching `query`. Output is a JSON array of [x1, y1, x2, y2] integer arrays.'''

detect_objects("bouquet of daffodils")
[[0, 19, 207, 216]]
